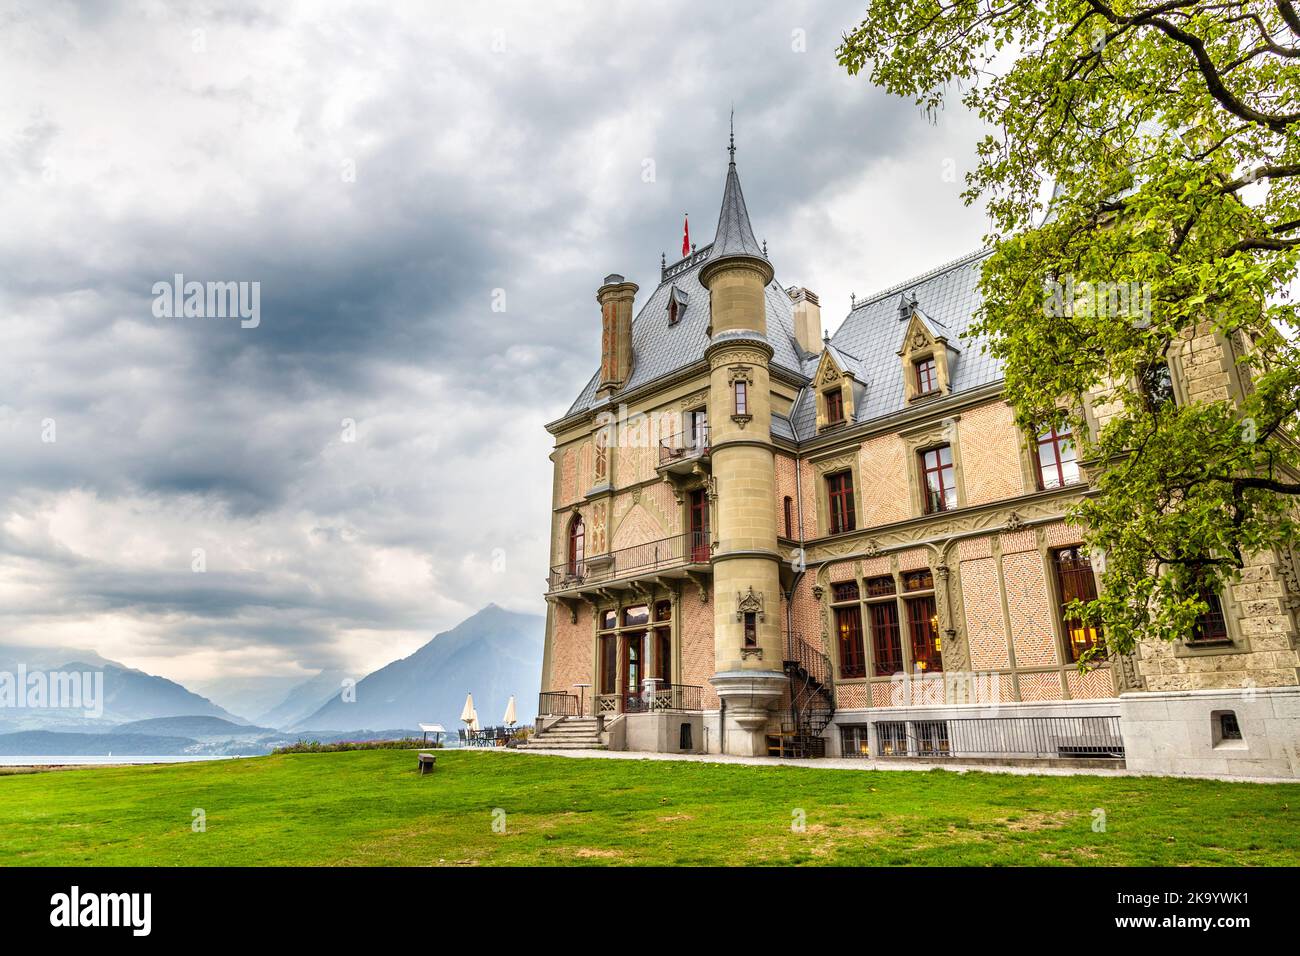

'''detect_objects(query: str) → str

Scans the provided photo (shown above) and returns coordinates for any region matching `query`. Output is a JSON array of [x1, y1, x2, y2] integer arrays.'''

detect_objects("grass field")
[[0, 750, 1295, 866]]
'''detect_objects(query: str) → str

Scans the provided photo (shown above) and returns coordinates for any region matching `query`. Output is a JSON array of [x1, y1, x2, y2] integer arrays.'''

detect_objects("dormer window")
[[667, 285, 689, 327], [825, 388, 844, 424], [915, 358, 938, 396]]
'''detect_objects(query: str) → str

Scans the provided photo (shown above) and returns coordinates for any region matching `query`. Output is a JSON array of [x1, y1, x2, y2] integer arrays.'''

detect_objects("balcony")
[[597, 683, 704, 715], [549, 530, 712, 594], [657, 424, 710, 475]]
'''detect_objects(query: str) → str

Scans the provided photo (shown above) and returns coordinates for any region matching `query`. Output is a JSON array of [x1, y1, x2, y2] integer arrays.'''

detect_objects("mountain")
[[0, 645, 243, 732], [112, 716, 275, 739], [255, 670, 348, 729], [297, 604, 543, 732], [188, 675, 311, 725], [0, 730, 201, 757]]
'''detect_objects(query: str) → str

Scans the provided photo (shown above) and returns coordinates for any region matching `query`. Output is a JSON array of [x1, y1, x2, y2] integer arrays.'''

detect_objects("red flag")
[[681, 214, 690, 256]]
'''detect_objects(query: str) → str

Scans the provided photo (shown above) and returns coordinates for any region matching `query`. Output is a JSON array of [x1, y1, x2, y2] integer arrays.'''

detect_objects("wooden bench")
[[417, 752, 437, 775]]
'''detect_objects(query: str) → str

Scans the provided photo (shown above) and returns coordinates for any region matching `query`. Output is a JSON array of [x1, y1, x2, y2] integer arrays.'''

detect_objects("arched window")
[[567, 515, 585, 576]]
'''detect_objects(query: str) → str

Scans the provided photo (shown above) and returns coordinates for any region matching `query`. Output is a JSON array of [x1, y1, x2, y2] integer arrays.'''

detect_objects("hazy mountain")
[[0, 646, 243, 731], [113, 716, 275, 739], [187, 675, 311, 725], [255, 670, 349, 729], [298, 604, 543, 732], [0, 730, 200, 756]]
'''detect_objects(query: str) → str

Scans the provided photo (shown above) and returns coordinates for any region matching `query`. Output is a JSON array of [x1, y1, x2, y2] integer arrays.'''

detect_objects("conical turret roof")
[[710, 157, 764, 261]]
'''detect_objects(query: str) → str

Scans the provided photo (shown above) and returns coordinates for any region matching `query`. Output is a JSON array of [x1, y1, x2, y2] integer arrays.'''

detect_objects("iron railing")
[[622, 683, 704, 713], [658, 424, 710, 466], [857, 715, 1124, 759], [548, 531, 711, 590], [537, 691, 579, 717], [782, 631, 836, 758]]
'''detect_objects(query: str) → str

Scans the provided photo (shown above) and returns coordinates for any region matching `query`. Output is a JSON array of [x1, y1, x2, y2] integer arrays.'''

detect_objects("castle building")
[[532, 142, 1300, 778]]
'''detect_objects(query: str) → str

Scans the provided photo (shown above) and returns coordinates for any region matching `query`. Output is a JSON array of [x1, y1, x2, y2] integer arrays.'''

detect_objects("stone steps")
[[519, 717, 606, 750]]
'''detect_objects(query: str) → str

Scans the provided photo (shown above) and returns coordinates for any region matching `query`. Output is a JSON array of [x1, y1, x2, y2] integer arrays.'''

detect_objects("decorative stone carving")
[[736, 586, 766, 622], [862, 538, 882, 558], [1004, 510, 1024, 532], [811, 584, 824, 602]]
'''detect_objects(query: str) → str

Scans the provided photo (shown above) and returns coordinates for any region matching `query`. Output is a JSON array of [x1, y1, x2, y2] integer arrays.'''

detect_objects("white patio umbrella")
[[459, 693, 476, 726], [469, 714, 481, 731], [503, 696, 517, 726]]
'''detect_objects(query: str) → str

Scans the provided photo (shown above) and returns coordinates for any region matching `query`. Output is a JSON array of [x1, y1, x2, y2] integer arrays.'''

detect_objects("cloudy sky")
[[0, 0, 992, 685]]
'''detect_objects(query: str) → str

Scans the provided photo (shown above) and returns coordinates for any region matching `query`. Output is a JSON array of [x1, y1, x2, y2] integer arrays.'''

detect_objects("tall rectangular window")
[[906, 595, 942, 672], [868, 601, 903, 676], [734, 380, 748, 416], [743, 612, 758, 648], [783, 496, 794, 539], [599, 635, 617, 695], [827, 471, 856, 534], [920, 445, 956, 514], [1189, 591, 1230, 645], [915, 358, 938, 395], [1037, 424, 1080, 489], [1054, 547, 1102, 662], [825, 388, 844, 424], [835, 605, 866, 678]]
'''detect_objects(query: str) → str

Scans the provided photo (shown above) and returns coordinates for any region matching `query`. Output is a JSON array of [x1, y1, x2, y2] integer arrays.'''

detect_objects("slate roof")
[[710, 158, 765, 261], [558, 165, 1002, 442], [788, 248, 1000, 440]]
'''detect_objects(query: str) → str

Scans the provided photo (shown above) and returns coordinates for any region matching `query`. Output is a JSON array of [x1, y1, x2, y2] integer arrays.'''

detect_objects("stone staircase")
[[518, 716, 606, 750]]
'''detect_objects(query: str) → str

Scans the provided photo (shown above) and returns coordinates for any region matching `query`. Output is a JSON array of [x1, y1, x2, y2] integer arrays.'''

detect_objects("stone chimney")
[[787, 286, 822, 355], [596, 273, 637, 396]]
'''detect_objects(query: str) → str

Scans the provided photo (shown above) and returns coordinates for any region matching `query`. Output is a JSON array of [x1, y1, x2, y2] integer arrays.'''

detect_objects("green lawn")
[[0, 750, 1295, 866]]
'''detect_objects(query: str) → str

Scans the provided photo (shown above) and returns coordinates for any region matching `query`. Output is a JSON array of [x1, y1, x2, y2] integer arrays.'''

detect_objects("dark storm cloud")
[[0, 0, 990, 681]]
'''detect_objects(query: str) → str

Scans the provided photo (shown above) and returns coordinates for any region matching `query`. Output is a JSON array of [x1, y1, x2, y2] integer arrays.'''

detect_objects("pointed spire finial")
[[761, 238, 767, 257], [728, 106, 736, 164]]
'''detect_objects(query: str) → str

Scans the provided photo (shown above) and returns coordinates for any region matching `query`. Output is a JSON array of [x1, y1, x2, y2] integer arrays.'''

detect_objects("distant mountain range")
[[297, 604, 544, 732], [0, 645, 241, 732], [0, 604, 544, 755]]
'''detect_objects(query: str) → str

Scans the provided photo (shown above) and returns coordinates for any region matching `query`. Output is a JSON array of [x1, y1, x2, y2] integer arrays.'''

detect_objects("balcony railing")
[[537, 691, 579, 717], [599, 684, 704, 714], [658, 425, 710, 466], [549, 530, 711, 591]]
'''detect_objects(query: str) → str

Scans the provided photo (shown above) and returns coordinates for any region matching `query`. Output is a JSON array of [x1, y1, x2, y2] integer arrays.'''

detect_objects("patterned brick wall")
[[1067, 666, 1116, 699], [1018, 670, 1065, 702], [828, 560, 856, 582], [960, 554, 1009, 669], [1002, 549, 1061, 668], [896, 547, 929, 572], [680, 589, 719, 708], [859, 433, 910, 526], [775, 453, 800, 537], [548, 603, 593, 696], [837, 682, 870, 709], [957, 401, 1026, 504], [789, 575, 822, 654]]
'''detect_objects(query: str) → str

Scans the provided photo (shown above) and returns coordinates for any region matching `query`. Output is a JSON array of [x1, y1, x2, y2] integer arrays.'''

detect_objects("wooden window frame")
[[826, 470, 856, 534], [567, 514, 585, 575], [734, 380, 748, 417], [920, 445, 957, 514], [1053, 546, 1103, 663], [1036, 424, 1079, 490], [825, 388, 845, 424], [915, 357, 938, 396]]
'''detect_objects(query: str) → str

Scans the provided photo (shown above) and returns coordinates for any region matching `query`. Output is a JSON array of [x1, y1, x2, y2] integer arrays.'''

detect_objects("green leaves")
[[840, 0, 1300, 658]]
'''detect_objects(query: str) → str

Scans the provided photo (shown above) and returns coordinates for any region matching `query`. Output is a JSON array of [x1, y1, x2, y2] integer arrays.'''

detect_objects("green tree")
[[839, 1, 1300, 660]]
